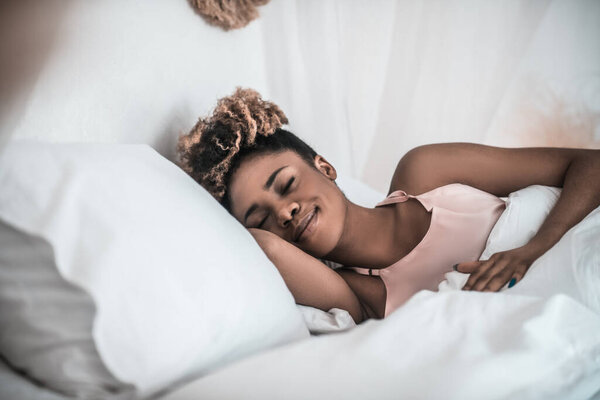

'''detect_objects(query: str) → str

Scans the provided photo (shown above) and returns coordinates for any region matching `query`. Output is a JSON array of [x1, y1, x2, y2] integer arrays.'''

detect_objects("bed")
[[1, 1, 599, 399], [1, 142, 599, 400], [161, 184, 600, 400]]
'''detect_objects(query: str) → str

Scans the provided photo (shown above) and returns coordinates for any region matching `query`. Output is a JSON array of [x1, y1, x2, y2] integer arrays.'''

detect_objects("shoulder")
[[388, 144, 448, 195], [389, 142, 586, 198]]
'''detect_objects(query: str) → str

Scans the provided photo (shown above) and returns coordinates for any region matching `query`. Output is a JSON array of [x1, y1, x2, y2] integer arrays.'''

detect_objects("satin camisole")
[[347, 183, 506, 318]]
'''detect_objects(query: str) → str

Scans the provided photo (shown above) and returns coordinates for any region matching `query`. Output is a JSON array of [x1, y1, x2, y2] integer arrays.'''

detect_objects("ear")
[[314, 155, 337, 180]]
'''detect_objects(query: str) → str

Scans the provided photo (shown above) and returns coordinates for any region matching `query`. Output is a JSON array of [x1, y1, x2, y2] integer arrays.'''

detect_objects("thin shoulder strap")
[[345, 266, 382, 276], [376, 190, 416, 207], [348, 190, 419, 275]]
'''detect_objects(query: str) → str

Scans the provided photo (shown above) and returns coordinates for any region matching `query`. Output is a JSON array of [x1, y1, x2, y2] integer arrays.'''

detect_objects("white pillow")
[[0, 141, 309, 397], [0, 220, 135, 399], [296, 306, 356, 335], [440, 184, 600, 313], [439, 185, 564, 293], [480, 185, 563, 261]]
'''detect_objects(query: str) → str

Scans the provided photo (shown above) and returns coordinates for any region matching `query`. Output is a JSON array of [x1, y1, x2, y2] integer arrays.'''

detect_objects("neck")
[[323, 200, 399, 268]]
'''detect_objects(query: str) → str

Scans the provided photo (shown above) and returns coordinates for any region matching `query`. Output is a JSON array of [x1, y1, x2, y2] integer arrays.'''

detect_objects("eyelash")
[[257, 177, 295, 228], [282, 177, 295, 194]]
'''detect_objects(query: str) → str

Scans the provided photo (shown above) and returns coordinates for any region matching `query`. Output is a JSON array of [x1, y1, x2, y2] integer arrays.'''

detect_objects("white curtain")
[[4, 0, 599, 193], [259, 0, 600, 192]]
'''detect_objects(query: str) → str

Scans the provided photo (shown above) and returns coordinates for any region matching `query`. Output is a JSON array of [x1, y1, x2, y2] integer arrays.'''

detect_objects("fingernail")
[[452, 264, 459, 272], [508, 278, 516, 288]]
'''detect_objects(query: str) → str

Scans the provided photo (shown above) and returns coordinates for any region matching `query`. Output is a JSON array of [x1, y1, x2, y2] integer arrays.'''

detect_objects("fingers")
[[461, 259, 495, 291], [466, 263, 526, 292], [470, 260, 511, 292], [505, 269, 526, 289], [454, 261, 480, 274], [459, 250, 532, 292], [479, 269, 514, 292]]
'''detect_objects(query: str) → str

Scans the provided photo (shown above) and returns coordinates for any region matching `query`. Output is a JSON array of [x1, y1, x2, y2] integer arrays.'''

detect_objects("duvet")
[[162, 185, 600, 400]]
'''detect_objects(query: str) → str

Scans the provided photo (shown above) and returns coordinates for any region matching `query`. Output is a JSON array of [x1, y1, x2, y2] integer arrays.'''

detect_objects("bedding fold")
[[161, 184, 600, 399]]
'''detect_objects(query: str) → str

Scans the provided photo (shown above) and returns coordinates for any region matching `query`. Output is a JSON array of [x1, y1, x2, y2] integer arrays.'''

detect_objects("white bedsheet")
[[161, 185, 600, 400], [163, 292, 600, 400]]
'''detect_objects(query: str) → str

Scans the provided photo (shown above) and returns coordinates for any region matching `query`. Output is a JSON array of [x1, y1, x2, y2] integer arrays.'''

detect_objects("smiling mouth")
[[295, 207, 318, 242]]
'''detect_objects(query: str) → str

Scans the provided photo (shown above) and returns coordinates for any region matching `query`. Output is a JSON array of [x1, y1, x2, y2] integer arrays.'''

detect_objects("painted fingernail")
[[452, 264, 459, 271], [508, 278, 516, 288]]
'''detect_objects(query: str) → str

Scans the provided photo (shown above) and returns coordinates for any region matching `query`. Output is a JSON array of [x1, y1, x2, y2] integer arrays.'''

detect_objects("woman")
[[177, 87, 600, 324]]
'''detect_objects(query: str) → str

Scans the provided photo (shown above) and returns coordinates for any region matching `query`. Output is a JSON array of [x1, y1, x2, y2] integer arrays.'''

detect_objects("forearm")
[[525, 150, 600, 259], [250, 229, 365, 324]]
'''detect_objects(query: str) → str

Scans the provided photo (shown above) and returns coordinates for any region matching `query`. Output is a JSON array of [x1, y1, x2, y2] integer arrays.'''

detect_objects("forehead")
[[228, 151, 309, 219]]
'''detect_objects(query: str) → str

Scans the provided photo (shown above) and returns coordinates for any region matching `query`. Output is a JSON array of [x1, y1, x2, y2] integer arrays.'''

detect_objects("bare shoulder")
[[388, 144, 444, 195], [389, 142, 589, 198]]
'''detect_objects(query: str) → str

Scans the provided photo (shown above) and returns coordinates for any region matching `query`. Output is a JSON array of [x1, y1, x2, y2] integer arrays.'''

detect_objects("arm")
[[248, 228, 367, 324], [393, 142, 600, 291]]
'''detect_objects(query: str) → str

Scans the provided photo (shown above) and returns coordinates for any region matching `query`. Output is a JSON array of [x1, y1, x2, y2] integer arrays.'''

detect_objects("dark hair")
[[177, 87, 319, 212]]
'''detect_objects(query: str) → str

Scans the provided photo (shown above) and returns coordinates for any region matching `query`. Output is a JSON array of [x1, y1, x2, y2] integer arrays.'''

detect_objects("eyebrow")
[[243, 165, 289, 224]]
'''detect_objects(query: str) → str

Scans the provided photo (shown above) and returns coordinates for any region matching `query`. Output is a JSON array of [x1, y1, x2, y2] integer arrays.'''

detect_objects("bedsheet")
[[160, 185, 600, 400], [162, 292, 600, 400]]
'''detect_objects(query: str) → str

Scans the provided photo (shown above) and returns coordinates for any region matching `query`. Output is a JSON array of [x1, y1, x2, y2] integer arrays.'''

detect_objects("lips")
[[294, 207, 317, 242]]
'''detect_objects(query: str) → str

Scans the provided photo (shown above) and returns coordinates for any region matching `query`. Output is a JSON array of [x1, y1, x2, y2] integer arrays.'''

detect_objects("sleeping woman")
[[177, 88, 600, 324]]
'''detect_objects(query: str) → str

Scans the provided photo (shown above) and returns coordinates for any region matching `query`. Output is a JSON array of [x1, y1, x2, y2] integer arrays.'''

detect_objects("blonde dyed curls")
[[177, 87, 289, 203], [188, 0, 270, 31]]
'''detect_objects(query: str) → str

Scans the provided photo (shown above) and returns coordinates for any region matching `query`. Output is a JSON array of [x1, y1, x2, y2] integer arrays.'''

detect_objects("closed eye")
[[282, 177, 295, 194], [256, 177, 295, 228], [257, 216, 268, 228]]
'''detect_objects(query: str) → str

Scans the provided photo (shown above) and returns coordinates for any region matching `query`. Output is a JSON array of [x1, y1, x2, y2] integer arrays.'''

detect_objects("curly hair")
[[177, 87, 319, 212], [188, 0, 270, 31]]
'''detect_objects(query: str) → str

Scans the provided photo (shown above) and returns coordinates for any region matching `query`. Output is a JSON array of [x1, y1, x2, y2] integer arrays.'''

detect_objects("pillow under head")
[[0, 141, 309, 397], [0, 220, 136, 399]]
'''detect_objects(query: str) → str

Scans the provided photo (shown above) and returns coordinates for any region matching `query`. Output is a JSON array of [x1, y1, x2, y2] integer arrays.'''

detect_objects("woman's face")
[[228, 150, 347, 258]]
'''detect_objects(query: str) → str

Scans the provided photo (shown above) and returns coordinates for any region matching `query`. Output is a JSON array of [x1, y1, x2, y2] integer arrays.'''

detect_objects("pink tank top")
[[348, 183, 506, 318]]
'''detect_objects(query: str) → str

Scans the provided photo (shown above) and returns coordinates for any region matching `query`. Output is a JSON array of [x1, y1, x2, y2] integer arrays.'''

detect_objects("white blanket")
[[162, 185, 600, 399]]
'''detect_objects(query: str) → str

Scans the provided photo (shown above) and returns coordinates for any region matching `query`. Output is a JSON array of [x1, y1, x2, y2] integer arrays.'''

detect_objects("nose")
[[277, 201, 300, 228]]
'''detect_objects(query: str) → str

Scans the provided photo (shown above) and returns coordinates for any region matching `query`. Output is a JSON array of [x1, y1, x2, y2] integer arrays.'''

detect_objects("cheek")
[[309, 187, 346, 251]]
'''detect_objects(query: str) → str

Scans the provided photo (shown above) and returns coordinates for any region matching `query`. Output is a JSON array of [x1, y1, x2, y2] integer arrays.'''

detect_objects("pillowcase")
[[296, 306, 356, 335], [0, 357, 73, 400], [0, 220, 136, 399], [439, 184, 600, 313], [439, 185, 563, 293], [0, 141, 309, 398]]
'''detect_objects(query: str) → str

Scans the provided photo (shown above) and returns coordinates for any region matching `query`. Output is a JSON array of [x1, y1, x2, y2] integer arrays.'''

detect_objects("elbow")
[[339, 297, 364, 325], [350, 307, 364, 325], [350, 301, 376, 325]]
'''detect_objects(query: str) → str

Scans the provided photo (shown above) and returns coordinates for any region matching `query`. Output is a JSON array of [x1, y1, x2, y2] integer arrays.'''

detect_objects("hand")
[[455, 246, 539, 292]]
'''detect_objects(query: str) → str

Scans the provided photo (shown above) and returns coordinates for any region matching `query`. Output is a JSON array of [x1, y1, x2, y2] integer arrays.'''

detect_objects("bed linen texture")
[[161, 184, 600, 399], [0, 142, 309, 398], [162, 292, 600, 400]]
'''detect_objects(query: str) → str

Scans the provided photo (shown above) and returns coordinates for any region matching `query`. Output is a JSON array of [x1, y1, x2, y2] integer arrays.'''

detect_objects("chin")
[[299, 207, 342, 257]]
